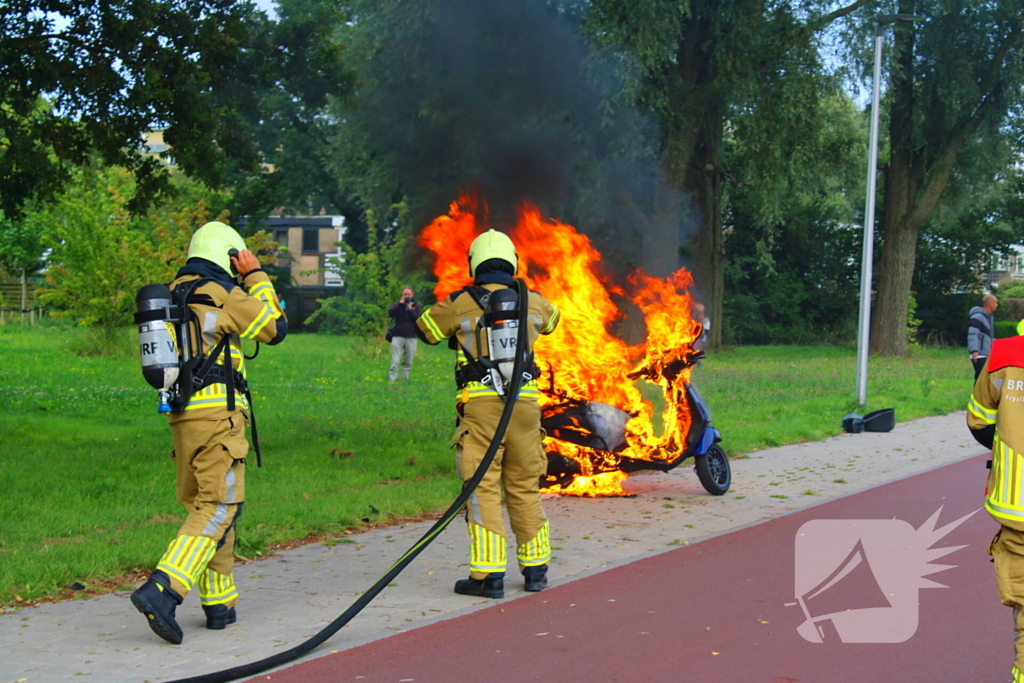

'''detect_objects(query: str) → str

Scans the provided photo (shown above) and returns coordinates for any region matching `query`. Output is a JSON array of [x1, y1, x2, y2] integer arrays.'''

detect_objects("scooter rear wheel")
[[695, 444, 731, 495]]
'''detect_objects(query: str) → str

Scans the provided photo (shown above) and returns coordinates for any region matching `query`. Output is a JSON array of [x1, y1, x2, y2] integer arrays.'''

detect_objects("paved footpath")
[[266, 446, 1001, 683], [0, 413, 999, 682]]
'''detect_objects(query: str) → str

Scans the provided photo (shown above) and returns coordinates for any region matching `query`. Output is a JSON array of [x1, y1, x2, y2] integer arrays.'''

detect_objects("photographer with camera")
[[387, 286, 422, 382]]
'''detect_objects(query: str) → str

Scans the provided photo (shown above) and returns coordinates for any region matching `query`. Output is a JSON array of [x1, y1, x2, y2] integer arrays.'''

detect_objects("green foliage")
[[307, 202, 429, 337], [1, 2, 278, 216], [0, 210, 48, 277], [2, 1, 359, 220], [998, 284, 1024, 300], [30, 162, 258, 338], [912, 139, 1024, 343], [723, 89, 865, 346], [35, 165, 168, 330], [907, 293, 922, 348], [996, 320, 1019, 339], [224, 0, 358, 220]]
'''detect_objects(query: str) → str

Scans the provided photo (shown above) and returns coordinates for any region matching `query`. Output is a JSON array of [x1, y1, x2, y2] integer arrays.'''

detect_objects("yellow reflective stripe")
[[240, 304, 274, 339], [1004, 440, 1012, 508], [968, 396, 997, 423], [517, 520, 551, 566], [454, 380, 539, 400], [157, 563, 194, 590], [198, 570, 238, 605], [157, 536, 216, 591], [541, 305, 560, 334], [986, 437, 1024, 517], [183, 386, 251, 412], [468, 523, 507, 573], [249, 282, 283, 318], [420, 310, 445, 341], [248, 282, 273, 298]]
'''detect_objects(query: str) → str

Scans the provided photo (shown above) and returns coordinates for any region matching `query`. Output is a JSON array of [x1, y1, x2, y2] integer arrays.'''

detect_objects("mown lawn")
[[0, 325, 974, 606]]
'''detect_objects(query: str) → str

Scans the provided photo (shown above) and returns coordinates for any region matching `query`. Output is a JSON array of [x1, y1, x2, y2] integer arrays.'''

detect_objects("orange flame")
[[419, 193, 702, 496]]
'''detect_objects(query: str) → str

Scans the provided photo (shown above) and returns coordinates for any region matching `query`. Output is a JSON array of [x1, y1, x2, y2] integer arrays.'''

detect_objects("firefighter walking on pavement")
[[131, 221, 287, 644], [416, 229, 560, 598], [967, 333, 1024, 682]]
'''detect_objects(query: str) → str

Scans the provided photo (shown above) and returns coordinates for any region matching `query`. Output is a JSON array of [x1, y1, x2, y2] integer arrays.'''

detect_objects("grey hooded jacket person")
[[968, 305, 995, 357]]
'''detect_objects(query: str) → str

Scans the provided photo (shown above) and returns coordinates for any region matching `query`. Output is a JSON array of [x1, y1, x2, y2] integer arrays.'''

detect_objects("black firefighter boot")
[[454, 572, 505, 599], [202, 604, 237, 630], [130, 570, 184, 644], [523, 564, 548, 592]]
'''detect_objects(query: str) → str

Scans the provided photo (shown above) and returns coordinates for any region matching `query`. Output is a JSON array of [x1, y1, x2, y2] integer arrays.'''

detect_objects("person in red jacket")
[[967, 333, 1024, 682]]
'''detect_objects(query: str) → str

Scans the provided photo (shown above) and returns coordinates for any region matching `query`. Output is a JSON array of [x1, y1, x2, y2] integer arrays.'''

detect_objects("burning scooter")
[[540, 348, 731, 496]]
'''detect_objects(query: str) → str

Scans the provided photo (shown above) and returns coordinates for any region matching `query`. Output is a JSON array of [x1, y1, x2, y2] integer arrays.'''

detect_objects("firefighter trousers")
[[454, 396, 551, 580], [990, 527, 1024, 679], [156, 415, 247, 608]]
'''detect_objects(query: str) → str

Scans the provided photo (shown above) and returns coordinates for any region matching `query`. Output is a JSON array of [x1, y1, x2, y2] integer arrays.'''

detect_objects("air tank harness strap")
[[453, 285, 537, 399], [188, 336, 262, 468]]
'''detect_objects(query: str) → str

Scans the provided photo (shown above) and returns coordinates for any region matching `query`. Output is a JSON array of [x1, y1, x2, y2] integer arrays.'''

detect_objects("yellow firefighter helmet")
[[468, 229, 517, 277], [187, 222, 247, 275]]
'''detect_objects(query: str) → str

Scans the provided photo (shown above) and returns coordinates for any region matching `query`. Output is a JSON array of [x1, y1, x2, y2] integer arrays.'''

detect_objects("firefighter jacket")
[[968, 335, 1024, 531], [417, 283, 560, 402], [168, 269, 285, 423]]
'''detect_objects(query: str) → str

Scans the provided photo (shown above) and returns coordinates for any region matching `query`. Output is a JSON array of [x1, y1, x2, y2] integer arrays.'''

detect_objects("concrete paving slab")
[[0, 412, 981, 682]]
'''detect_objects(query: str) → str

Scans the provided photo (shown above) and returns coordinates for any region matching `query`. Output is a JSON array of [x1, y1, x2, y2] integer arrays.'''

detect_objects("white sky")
[[252, 0, 278, 18]]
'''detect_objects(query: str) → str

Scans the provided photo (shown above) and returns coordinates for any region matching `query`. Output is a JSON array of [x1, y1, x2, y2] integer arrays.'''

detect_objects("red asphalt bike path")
[[251, 453, 1008, 683]]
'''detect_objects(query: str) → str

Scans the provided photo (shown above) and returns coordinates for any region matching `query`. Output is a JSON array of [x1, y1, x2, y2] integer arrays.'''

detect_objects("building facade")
[[244, 216, 346, 327]]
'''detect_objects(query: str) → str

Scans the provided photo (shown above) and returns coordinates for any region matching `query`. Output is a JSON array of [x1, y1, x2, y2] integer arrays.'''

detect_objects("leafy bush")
[[997, 283, 1024, 300], [33, 163, 274, 350], [912, 291, 976, 346], [1001, 297, 1024, 324], [996, 320, 1019, 338]]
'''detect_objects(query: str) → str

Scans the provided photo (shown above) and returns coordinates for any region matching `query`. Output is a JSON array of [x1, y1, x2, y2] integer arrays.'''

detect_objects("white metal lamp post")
[[855, 13, 925, 407]]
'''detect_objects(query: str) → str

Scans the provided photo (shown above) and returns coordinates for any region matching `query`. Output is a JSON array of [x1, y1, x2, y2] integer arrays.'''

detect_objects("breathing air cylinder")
[[486, 287, 520, 390], [135, 284, 180, 413]]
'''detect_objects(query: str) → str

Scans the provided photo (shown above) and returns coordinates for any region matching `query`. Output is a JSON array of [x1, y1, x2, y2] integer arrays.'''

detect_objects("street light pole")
[[855, 13, 925, 407]]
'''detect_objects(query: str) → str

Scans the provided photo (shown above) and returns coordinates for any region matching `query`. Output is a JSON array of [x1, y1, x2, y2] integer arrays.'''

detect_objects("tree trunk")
[[686, 99, 726, 349], [662, 10, 726, 349], [870, 12, 919, 356]]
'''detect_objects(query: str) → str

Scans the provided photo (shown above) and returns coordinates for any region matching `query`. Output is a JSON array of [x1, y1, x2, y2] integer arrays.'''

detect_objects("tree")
[[723, 91, 866, 344], [222, 0, 358, 222], [0, 209, 48, 314], [582, 0, 872, 347], [1, 1, 287, 216], [35, 164, 174, 333], [863, 1, 1024, 355], [32, 161, 275, 348]]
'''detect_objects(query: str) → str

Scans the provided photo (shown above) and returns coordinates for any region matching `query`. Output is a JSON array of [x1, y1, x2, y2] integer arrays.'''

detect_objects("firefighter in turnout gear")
[[131, 221, 287, 644], [967, 334, 1024, 682], [417, 230, 560, 598]]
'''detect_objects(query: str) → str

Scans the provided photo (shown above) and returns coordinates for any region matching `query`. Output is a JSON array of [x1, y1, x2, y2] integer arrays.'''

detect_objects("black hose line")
[[166, 279, 532, 683]]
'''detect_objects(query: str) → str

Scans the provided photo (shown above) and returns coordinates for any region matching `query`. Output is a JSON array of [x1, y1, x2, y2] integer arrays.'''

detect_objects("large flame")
[[419, 193, 702, 495]]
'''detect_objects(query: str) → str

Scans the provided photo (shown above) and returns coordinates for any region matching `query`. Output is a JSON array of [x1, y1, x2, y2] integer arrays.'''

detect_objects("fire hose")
[[165, 279, 531, 683]]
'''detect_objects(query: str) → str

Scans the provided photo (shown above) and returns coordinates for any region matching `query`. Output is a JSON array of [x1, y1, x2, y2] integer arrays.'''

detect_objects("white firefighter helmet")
[[468, 229, 517, 277], [187, 221, 247, 275]]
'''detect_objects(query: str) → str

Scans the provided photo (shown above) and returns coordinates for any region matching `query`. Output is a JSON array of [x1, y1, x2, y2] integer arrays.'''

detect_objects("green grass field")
[[0, 325, 975, 606]]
